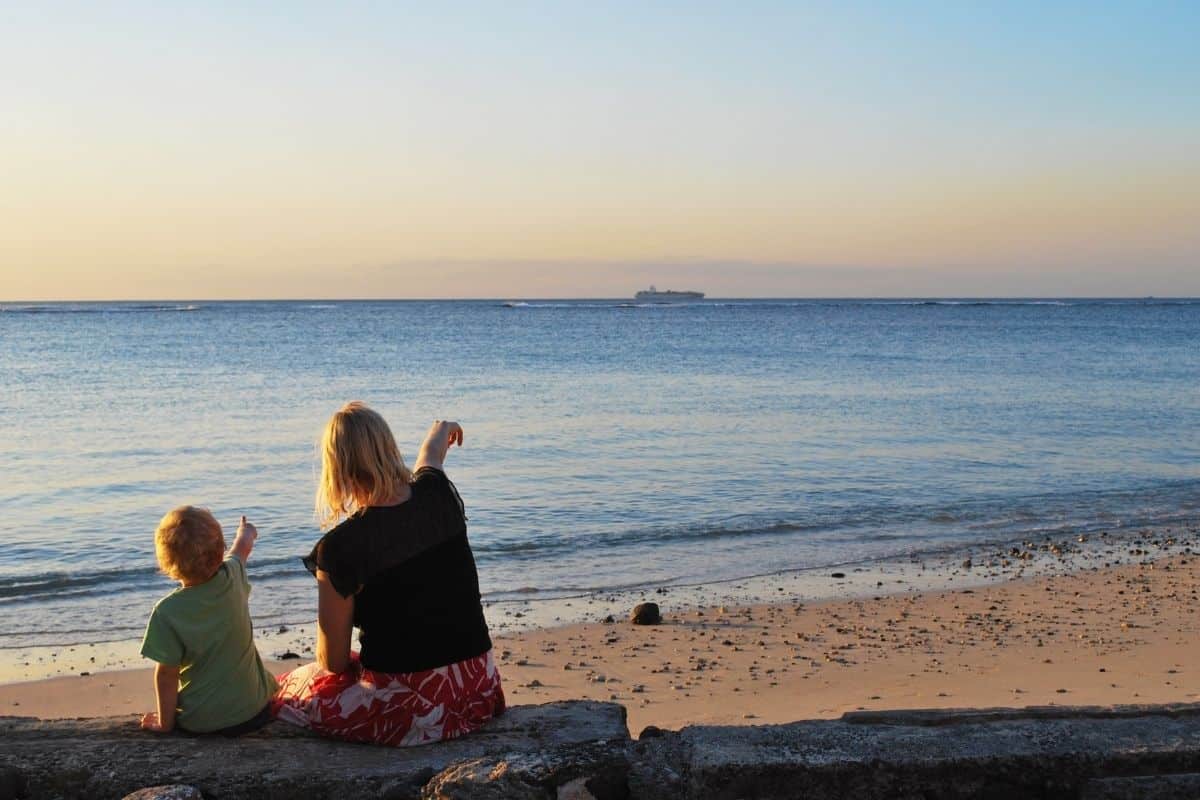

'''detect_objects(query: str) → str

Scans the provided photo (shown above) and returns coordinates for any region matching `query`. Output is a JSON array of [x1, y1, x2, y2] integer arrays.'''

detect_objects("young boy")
[[140, 507, 277, 735]]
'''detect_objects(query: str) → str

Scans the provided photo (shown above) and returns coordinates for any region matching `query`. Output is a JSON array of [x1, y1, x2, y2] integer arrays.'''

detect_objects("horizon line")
[[1, 294, 1196, 304]]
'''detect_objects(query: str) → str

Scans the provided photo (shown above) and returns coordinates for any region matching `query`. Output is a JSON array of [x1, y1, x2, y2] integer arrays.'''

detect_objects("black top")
[[303, 467, 492, 673]]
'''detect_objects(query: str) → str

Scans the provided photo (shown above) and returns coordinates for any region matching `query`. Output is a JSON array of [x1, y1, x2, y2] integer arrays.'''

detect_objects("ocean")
[[1, 299, 1198, 660]]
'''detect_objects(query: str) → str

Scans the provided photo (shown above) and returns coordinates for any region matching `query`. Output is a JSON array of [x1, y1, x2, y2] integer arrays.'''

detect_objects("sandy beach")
[[2, 527, 1195, 737]]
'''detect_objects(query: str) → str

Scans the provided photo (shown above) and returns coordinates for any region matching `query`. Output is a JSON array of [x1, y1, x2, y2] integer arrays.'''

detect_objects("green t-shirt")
[[140, 555, 277, 733]]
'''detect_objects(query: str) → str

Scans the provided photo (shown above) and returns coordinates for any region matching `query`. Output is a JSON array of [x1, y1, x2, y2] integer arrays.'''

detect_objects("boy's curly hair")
[[155, 506, 225, 584]]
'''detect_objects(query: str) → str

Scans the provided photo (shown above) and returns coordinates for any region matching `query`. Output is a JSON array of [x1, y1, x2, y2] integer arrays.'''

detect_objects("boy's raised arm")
[[230, 516, 257, 562]]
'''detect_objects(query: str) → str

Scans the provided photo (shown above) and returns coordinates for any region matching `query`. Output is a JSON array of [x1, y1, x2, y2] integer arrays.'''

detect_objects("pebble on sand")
[[631, 602, 662, 625]]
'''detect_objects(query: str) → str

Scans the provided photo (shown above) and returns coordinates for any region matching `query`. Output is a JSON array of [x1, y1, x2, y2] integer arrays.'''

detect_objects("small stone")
[[631, 602, 662, 625], [556, 776, 596, 800], [279, 651, 301, 660], [831, 572, 846, 579]]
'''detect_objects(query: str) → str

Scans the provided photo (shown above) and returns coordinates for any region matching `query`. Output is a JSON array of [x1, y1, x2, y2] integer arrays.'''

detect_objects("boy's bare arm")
[[141, 663, 180, 732], [229, 515, 257, 562]]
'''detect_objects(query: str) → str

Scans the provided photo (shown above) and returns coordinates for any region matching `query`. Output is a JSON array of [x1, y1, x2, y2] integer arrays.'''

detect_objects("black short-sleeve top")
[[303, 466, 492, 673]]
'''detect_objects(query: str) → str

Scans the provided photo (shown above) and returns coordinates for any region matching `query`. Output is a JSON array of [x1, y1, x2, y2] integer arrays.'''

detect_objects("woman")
[[273, 402, 505, 746]]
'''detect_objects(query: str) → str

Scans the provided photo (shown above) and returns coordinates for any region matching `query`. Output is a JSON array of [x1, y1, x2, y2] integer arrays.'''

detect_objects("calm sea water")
[[1, 299, 1198, 651]]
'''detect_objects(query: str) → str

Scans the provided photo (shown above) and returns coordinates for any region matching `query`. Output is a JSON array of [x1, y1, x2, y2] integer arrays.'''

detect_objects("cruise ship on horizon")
[[635, 286, 705, 302]]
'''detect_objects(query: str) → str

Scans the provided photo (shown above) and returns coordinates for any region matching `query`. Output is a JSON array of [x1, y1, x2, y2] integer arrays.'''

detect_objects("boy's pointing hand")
[[237, 515, 258, 542], [231, 515, 258, 562]]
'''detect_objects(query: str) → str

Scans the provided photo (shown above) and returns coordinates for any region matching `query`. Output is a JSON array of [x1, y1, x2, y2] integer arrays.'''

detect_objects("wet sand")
[[2, 531, 1196, 736]]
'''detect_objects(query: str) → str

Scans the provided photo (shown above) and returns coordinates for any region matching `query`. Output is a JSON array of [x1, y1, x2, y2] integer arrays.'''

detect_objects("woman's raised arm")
[[414, 420, 464, 472]]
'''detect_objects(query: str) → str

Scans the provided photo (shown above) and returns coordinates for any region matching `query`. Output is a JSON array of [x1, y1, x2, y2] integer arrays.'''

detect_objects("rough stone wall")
[[2, 702, 1199, 799]]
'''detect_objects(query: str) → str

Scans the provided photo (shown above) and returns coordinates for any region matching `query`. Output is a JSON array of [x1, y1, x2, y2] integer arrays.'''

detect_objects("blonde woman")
[[273, 402, 505, 746]]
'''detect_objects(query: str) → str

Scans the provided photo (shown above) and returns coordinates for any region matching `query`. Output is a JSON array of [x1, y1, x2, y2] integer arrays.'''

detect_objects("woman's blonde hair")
[[316, 401, 414, 529], [155, 506, 225, 584]]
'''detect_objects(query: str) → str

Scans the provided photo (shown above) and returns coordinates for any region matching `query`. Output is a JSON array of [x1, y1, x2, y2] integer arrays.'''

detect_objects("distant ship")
[[634, 286, 705, 302]]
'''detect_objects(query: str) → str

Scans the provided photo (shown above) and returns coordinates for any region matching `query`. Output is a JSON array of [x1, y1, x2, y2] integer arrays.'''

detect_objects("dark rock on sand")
[[631, 603, 662, 625]]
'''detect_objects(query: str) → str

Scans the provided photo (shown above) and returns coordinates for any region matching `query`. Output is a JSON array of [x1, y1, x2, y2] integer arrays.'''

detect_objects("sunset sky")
[[2, 2, 1197, 299]]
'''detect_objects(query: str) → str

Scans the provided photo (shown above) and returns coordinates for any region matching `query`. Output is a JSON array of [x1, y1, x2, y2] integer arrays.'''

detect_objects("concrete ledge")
[[677, 703, 1200, 800], [0, 701, 628, 800], [841, 702, 1200, 726], [1083, 773, 1200, 800], [4, 702, 1200, 799]]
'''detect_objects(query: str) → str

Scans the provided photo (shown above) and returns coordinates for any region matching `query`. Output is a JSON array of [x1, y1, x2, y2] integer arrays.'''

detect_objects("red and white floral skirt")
[[271, 650, 505, 747]]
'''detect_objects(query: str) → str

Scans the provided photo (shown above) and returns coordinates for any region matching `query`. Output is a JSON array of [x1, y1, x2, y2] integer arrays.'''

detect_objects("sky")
[[2, 1, 1198, 299]]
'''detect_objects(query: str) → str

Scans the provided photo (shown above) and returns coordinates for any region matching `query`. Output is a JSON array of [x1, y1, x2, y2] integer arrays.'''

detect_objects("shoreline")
[[1, 523, 1196, 734], [2, 519, 1195, 684]]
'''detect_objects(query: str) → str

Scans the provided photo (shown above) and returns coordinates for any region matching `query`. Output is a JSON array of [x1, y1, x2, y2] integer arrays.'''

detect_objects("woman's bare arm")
[[414, 420, 464, 472], [315, 570, 355, 673]]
